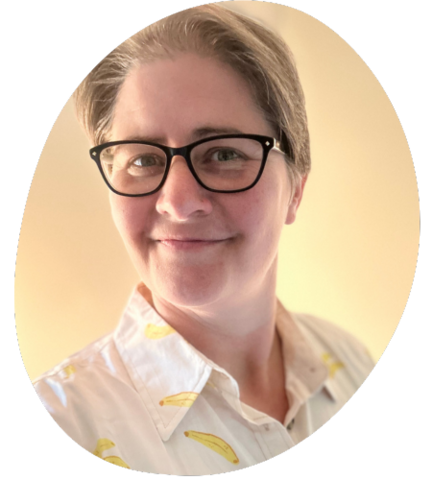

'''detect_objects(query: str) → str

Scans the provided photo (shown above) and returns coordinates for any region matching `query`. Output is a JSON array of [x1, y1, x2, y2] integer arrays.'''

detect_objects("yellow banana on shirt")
[[93, 438, 115, 458], [63, 364, 76, 378], [322, 352, 345, 378], [184, 431, 239, 464], [92, 438, 130, 469], [144, 323, 176, 339], [159, 392, 199, 407], [104, 456, 130, 468]]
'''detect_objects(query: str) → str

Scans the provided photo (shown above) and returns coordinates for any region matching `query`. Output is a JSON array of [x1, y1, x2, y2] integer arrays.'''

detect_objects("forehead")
[[110, 53, 274, 144]]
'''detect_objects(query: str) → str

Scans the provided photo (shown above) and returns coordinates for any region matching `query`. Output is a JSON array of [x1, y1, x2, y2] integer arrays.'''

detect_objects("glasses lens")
[[191, 138, 264, 191], [100, 143, 167, 195]]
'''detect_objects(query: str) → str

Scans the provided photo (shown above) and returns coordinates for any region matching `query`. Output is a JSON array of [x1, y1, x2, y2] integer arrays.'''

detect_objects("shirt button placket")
[[287, 418, 295, 431], [260, 422, 295, 458]]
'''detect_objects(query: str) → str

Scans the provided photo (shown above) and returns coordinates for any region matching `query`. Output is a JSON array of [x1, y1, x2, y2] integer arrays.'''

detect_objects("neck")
[[150, 265, 280, 388]]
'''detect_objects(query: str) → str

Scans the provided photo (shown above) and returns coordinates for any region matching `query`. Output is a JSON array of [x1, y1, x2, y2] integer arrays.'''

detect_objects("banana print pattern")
[[92, 438, 130, 469], [93, 438, 115, 458], [144, 323, 176, 339], [103, 456, 131, 468], [63, 365, 76, 378], [321, 352, 345, 378], [159, 392, 199, 407], [184, 431, 239, 464]]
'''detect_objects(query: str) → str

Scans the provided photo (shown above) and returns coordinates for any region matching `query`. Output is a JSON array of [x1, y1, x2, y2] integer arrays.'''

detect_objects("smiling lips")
[[157, 238, 227, 250]]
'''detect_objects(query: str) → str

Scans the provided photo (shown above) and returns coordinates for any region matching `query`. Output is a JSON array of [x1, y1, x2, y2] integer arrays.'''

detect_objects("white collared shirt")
[[33, 285, 374, 475]]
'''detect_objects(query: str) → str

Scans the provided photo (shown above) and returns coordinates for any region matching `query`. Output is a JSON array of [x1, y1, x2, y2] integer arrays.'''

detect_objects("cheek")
[[228, 187, 286, 248], [109, 193, 152, 242], [241, 174, 291, 254], [243, 172, 290, 227]]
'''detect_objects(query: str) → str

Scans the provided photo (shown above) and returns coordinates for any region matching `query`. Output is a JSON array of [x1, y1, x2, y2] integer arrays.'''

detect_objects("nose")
[[155, 156, 213, 220]]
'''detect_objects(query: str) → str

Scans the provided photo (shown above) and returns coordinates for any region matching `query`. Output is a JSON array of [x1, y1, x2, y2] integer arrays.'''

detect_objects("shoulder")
[[33, 333, 115, 386], [32, 332, 134, 443], [292, 312, 372, 356], [291, 312, 375, 386]]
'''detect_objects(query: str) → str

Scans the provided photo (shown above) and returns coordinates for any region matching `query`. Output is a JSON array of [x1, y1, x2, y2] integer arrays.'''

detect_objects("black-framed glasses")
[[89, 134, 291, 197]]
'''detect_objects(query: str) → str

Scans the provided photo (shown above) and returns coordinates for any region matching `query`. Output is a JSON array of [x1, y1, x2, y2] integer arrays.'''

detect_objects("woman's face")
[[109, 53, 305, 309]]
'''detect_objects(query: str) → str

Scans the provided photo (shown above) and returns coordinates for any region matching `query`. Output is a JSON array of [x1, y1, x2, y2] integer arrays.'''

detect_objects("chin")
[[149, 266, 229, 309]]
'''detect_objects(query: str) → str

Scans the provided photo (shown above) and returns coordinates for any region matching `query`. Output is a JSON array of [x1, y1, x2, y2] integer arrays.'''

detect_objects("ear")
[[285, 175, 308, 225]]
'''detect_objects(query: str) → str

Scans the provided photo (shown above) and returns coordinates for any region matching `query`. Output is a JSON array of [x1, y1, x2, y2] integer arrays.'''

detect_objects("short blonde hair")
[[74, 3, 310, 177]]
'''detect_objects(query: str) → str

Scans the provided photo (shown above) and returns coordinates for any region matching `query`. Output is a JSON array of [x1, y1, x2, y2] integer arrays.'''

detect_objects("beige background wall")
[[15, 1, 419, 381]]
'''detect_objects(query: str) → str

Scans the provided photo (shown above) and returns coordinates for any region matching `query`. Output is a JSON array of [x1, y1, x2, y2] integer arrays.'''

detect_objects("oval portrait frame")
[[14, 1, 421, 468]]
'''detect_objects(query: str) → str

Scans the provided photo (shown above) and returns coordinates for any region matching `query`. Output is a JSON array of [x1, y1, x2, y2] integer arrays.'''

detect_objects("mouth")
[[157, 238, 228, 250]]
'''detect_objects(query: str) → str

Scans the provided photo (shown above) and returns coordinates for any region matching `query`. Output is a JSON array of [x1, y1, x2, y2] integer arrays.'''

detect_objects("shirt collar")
[[113, 285, 213, 441], [275, 300, 338, 405], [114, 284, 335, 441]]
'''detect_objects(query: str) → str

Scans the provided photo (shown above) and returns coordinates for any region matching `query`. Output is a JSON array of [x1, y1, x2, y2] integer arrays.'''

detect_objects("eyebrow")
[[120, 126, 245, 146]]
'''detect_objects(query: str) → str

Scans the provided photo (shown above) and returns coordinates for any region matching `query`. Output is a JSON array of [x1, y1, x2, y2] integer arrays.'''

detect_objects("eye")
[[131, 155, 160, 167], [210, 149, 242, 162], [124, 153, 166, 178]]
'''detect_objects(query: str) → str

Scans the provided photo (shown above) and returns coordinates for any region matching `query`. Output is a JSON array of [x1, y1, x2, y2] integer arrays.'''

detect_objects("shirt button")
[[287, 418, 295, 430], [264, 424, 270, 431]]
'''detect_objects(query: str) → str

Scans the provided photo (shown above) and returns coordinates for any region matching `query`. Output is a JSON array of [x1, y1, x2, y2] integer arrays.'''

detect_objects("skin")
[[109, 53, 306, 423]]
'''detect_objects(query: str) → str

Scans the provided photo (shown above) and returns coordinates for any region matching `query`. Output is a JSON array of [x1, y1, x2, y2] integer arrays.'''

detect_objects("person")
[[33, 4, 374, 475]]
